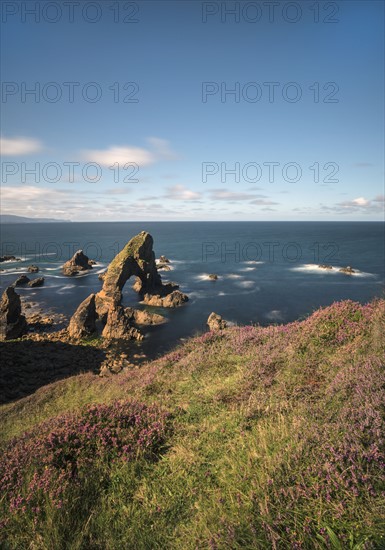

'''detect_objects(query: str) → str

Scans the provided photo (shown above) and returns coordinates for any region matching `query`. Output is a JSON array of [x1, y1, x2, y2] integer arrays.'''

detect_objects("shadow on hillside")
[[0, 340, 106, 405]]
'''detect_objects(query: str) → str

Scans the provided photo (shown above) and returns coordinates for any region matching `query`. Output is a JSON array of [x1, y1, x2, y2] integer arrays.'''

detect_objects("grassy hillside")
[[1, 299, 384, 549]]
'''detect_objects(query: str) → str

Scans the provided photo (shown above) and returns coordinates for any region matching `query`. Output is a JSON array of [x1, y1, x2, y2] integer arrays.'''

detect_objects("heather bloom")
[[0, 401, 171, 524]]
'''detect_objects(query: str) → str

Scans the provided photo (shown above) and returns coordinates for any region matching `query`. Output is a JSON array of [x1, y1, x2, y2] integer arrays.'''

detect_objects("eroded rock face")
[[68, 294, 97, 339], [102, 306, 143, 340], [63, 250, 93, 276], [98, 231, 162, 308], [68, 231, 186, 340], [207, 312, 227, 331], [0, 287, 27, 340]]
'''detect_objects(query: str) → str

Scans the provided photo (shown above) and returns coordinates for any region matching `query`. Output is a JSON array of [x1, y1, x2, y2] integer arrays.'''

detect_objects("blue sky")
[[1, 0, 384, 221]]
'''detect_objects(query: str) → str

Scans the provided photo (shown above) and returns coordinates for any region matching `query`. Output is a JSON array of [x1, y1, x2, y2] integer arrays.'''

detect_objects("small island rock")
[[28, 277, 45, 287], [14, 275, 30, 286], [63, 250, 93, 276]]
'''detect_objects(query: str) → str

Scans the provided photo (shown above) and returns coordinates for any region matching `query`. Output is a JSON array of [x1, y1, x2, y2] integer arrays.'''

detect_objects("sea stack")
[[68, 231, 188, 340], [62, 250, 94, 276]]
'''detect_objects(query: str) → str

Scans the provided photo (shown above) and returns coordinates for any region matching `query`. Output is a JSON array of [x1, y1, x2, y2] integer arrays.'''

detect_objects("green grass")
[[1, 299, 384, 549]]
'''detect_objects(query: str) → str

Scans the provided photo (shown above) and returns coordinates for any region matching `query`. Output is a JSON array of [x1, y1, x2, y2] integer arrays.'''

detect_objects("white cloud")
[[352, 197, 369, 206], [83, 146, 154, 167], [319, 194, 384, 215], [82, 137, 177, 168], [1, 136, 43, 156], [164, 184, 202, 201]]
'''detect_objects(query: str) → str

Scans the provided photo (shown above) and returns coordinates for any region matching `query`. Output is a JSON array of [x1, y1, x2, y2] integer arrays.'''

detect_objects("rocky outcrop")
[[318, 264, 333, 270], [143, 290, 188, 308], [0, 287, 27, 340], [68, 294, 97, 339], [207, 312, 227, 331], [14, 275, 30, 286], [208, 273, 218, 280], [339, 266, 355, 275], [62, 250, 93, 276], [157, 263, 171, 272], [98, 232, 162, 309], [159, 255, 170, 263], [27, 265, 39, 273], [102, 306, 143, 340], [28, 277, 45, 287], [125, 307, 165, 326], [68, 231, 187, 340], [0, 255, 21, 262]]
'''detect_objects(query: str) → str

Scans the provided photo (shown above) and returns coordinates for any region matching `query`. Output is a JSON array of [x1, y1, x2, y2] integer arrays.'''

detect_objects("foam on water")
[[265, 310, 285, 321], [236, 280, 257, 289], [290, 264, 375, 278]]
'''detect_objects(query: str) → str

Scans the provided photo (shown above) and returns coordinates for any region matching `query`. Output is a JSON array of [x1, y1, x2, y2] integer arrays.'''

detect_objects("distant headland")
[[0, 215, 72, 224]]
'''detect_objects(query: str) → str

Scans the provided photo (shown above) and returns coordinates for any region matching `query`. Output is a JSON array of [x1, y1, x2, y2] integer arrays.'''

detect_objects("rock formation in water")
[[68, 231, 187, 340], [339, 266, 355, 275], [62, 250, 93, 276], [28, 277, 45, 287], [14, 275, 30, 286], [0, 287, 27, 340], [207, 312, 228, 331], [27, 265, 39, 273], [0, 255, 21, 263]]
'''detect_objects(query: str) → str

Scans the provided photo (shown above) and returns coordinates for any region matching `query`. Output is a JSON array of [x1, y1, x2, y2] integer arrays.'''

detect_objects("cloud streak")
[[1, 136, 43, 156]]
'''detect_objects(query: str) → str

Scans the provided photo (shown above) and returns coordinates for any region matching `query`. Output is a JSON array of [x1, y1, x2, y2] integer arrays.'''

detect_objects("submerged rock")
[[318, 264, 333, 270], [27, 265, 39, 273], [339, 266, 355, 275], [207, 312, 228, 331], [62, 250, 93, 276], [208, 273, 218, 280], [0, 287, 27, 340]]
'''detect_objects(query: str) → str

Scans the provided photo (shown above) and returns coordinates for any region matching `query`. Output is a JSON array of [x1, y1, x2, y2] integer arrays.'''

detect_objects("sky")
[[0, 0, 384, 221]]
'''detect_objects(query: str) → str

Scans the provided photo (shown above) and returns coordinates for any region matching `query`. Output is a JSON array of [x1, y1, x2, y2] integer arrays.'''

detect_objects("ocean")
[[1, 221, 384, 358]]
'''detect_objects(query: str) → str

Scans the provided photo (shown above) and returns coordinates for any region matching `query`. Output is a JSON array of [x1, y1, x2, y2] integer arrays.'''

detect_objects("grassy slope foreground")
[[1, 299, 385, 549]]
